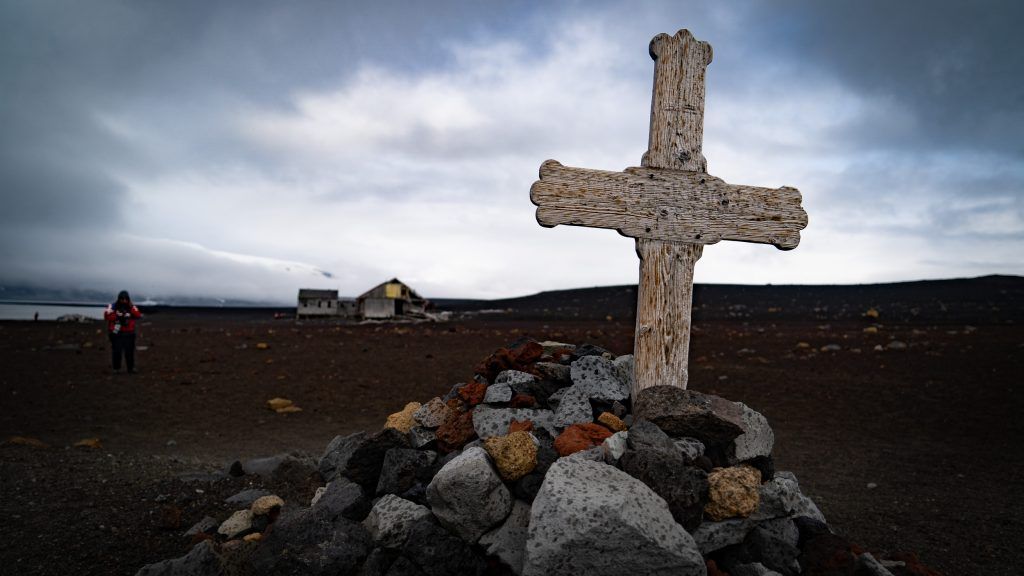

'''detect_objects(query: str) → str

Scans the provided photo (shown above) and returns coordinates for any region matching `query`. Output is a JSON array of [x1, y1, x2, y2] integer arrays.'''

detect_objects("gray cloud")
[[0, 0, 1020, 302]]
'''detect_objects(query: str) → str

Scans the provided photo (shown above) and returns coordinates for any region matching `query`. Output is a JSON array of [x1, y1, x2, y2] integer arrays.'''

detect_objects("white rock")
[[426, 446, 512, 542], [552, 385, 592, 428], [602, 431, 628, 461], [362, 494, 432, 549], [473, 405, 557, 439], [484, 382, 514, 403], [522, 458, 705, 576], [217, 509, 253, 539], [480, 500, 531, 575], [612, 354, 635, 394], [495, 370, 539, 393], [570, 356, 630, 402]]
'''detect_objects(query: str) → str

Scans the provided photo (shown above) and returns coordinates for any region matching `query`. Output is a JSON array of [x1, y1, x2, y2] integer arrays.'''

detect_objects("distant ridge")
[[435, 275, 1024, 324]]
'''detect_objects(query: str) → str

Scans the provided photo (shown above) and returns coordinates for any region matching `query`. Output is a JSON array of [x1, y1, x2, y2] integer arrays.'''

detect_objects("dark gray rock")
[[363, 494, 433, 549], [744, 518, 800, 576], [730, 402, 775, 463], [572, 343, 611, 358], [408, 427, 437, 449], [242, 453, 307, 478], [397, 519, 487, 576], [626, 419, 679, 454], [633, 386, 745, 445], [135, 541, 221, 576], [224, 488, 271, 507], [319, 431, 368, 480], [184, 516, 218, 537], [534, 362, 570, 384], [312, 477, 372, 521], [357, 548, 399, 576], [619, 447, 708, 531], [250, 506, 372, 574], [692, 518, 758, 555], [479, 500, 531, 575], [320, 429, 411, 488], [376, 449, 437, 496], [522, 458, 704, 576], [674, 437, 706, 462]]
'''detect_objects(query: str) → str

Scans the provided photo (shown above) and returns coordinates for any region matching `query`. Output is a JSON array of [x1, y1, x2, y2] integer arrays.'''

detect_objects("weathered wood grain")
[[531, 160, 807, 250], [633, 30, 714, 394]]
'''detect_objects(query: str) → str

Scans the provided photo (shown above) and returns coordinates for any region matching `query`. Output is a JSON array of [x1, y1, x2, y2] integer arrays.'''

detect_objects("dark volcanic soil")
[[1, 276, 1022, 575]]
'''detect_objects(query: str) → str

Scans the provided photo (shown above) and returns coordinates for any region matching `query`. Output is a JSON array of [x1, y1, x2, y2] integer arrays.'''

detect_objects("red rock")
[[705, 559, 728, 576], [458, 382, 488, 406], [512, 341, 544, 365], [445, 397, 466, 414], [436, 411, 477, 453], [508, 419, 534, 434], [509, 394, 536, 408], [553, 423, 613, 457], [554, 426, 592, 457]]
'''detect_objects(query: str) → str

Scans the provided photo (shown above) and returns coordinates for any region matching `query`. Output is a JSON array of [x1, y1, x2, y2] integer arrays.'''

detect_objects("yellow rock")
[[597, 412, 627, 433], [267, 397, 293, 411], [795, 342, 811, 349], [6, 436, 49, 449], [484, 431, 537, 481], [863, 326, 878, 334], [864, 308, 880, 319], [242, 533, 262, 542], [384, 402, 422, 434], [275, 405, 302, 414], [704, 465, 762, 521], [74, 437, 102, 449], [251, 494, 284, 516], [256, 342, 270, 350]]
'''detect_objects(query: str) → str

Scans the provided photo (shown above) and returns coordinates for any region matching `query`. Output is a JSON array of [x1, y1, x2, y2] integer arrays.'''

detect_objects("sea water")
[[0, 302, 108, 321]]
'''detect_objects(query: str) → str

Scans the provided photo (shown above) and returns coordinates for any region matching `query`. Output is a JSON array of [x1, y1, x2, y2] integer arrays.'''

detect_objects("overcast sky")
[[1, 0, 1021, 302]]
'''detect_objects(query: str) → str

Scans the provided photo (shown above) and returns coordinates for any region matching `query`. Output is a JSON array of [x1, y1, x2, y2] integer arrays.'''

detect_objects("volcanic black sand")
[[1, 275, 1021, 575]]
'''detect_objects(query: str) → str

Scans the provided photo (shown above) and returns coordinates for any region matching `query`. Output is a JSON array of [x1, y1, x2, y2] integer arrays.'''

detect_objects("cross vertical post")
[[634, 31, 713, 393]]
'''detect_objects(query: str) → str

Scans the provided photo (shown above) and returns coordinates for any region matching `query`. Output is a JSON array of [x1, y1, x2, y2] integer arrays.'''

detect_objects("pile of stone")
[[138, 340, 914, 576]]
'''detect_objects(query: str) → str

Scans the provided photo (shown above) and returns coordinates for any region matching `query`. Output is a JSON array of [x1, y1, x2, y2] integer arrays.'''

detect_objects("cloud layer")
[[1, 0, 1021, 302]]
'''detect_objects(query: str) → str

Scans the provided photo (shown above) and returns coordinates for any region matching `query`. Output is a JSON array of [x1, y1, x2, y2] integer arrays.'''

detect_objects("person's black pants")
[[109, 332, 136, 372]]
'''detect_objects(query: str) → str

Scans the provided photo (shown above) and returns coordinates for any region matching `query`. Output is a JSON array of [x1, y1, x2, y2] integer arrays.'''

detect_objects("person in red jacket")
[[104, 290, 143, 373]]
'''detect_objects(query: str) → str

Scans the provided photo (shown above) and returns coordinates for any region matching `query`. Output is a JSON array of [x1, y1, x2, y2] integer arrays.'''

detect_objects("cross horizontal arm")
[[530, 159, 808, 250]]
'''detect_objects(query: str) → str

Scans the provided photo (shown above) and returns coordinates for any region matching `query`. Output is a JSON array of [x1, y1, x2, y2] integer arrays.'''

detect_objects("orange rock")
[[597, 412, 627, 432], [74, 437, 102, 449], [704, 465, 762, 520], [6, 436, 49, 449], [508, 419, 534, 434], [553, 423, 613, 457]]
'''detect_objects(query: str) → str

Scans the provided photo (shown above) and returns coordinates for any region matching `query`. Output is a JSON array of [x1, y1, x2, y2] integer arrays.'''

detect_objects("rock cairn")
[[139, 340, 916, 576]]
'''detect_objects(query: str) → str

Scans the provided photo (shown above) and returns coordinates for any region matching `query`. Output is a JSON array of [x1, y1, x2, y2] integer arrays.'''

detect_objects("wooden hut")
[[296, 288, 339, 318], [357, 278, 428, 319]]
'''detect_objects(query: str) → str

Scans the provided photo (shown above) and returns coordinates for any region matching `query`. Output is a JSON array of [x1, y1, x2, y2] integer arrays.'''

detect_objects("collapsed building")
[[296, 278, 429, 320]]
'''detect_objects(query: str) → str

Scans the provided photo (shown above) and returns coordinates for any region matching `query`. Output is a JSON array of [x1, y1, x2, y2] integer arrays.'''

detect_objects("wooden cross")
[[530, 30, 808, 397]]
